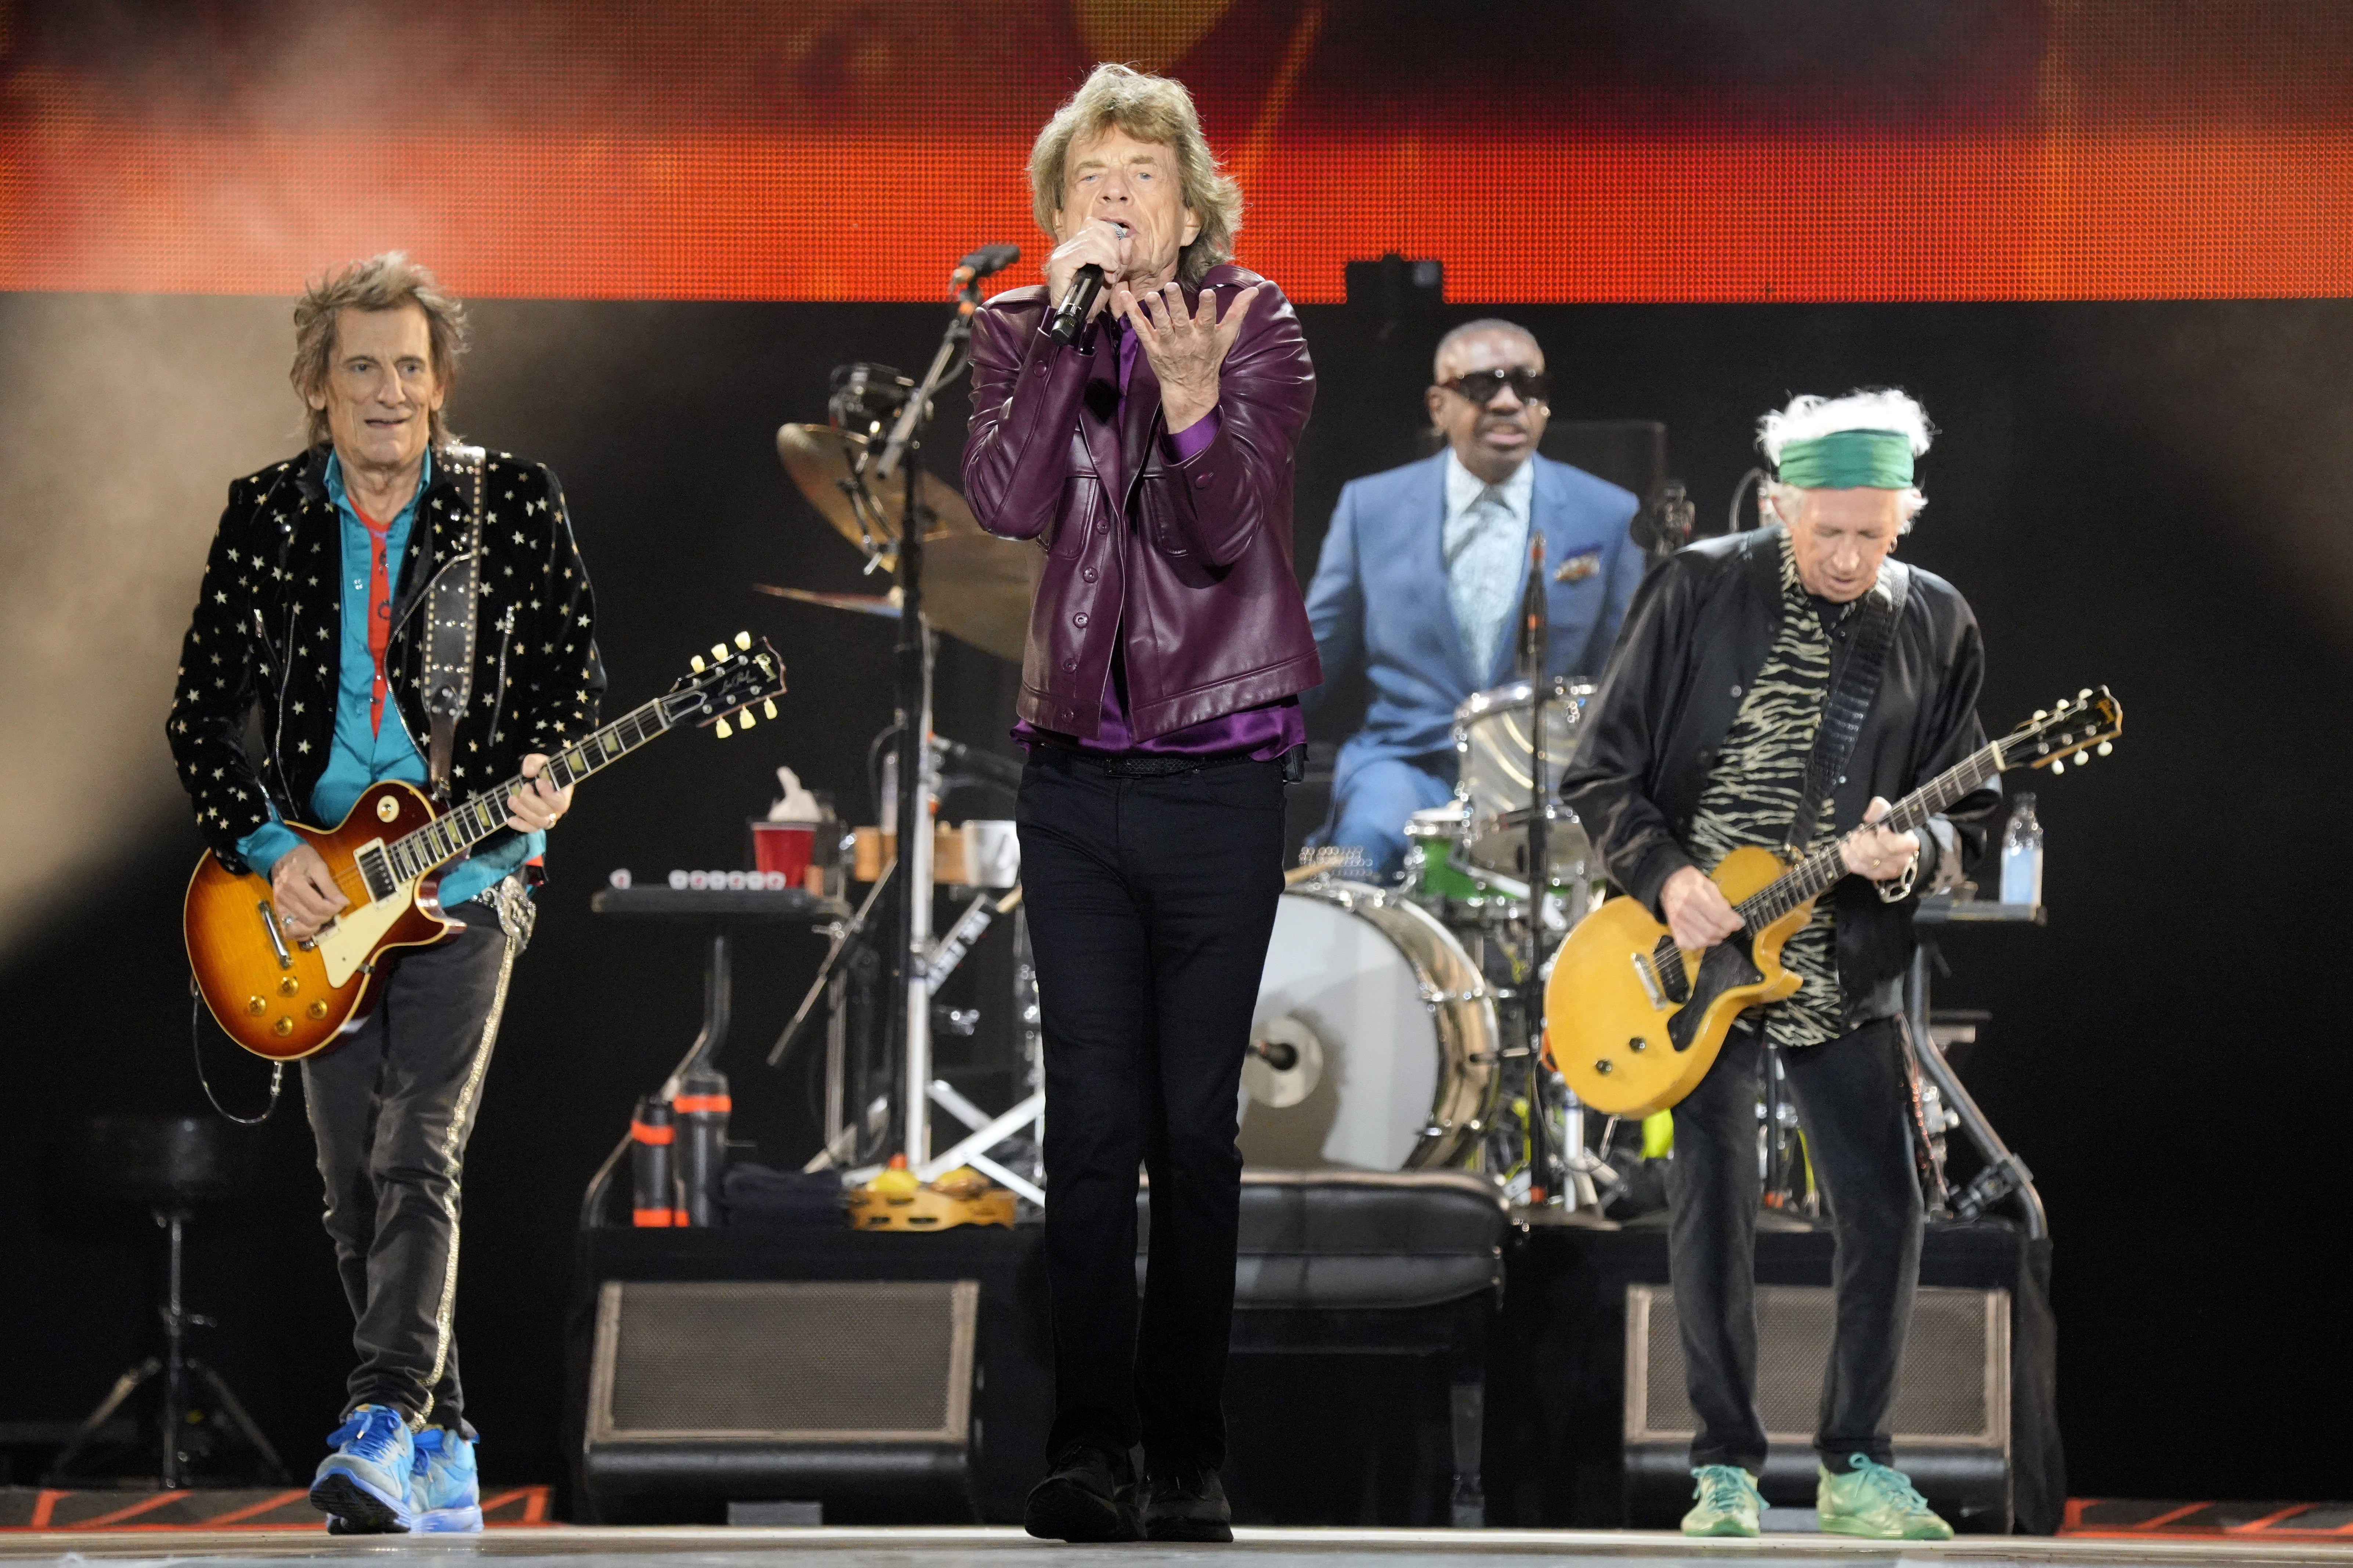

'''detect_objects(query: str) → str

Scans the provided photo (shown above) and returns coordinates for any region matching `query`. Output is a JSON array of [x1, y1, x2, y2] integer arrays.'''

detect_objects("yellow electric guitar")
[[185, 634, 785, 1061], [1545, 686, 2123, 1116]]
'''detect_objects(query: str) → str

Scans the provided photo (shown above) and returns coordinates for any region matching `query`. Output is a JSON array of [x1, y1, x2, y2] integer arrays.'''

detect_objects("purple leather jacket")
[[962, 265, 1320, 742]]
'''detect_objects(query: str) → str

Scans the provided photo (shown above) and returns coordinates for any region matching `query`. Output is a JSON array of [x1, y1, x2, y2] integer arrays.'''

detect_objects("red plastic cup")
[[750, 821, 815, 884]]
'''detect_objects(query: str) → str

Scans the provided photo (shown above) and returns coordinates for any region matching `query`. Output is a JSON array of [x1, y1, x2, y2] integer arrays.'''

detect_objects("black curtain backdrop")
[[3, 292, 2347, 1503]]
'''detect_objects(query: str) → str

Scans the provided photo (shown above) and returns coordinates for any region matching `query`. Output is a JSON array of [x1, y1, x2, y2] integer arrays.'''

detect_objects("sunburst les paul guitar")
[[185, 633, 787, 1061], [1545, 685, 2124, 1117]]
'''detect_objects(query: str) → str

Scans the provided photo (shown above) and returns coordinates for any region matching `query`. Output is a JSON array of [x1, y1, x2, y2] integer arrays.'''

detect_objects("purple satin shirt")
[[1014, 318, 1307, 759]]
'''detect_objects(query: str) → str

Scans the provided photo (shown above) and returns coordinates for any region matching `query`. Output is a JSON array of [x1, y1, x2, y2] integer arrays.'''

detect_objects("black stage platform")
[[572, 1216, 2059, 1533]]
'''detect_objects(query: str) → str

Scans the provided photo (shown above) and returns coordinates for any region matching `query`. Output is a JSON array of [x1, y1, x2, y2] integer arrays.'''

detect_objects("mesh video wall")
[[2, 0, 2349, 304]]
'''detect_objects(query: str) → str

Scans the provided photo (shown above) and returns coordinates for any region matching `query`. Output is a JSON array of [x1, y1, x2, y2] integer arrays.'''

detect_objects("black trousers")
[[1015, 750, 1287, 1472], [300, 896, 520, 1437], [1666, 1017, 1923, 1474]]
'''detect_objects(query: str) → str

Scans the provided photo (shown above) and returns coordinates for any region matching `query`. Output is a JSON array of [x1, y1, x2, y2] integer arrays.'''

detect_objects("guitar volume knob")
[[245, 997, 265, 1016], [307, 1001, 329, 1020], [272, 1018, 293, 1038], [278, 976, 300, 996]]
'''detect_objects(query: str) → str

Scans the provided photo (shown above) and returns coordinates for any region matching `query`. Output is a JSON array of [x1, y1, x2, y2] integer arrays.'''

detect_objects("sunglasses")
[[1438, 366, 1551, 406]]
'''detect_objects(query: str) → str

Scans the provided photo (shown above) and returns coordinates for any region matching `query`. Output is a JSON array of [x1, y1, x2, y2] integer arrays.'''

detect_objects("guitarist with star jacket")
[[1559, 389, 1999, 1542], [165, 253, 602, 1535]]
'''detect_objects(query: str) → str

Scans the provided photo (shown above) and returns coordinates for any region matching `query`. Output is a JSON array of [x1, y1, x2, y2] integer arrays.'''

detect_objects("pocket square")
[[1554, 549, 1602, 583]]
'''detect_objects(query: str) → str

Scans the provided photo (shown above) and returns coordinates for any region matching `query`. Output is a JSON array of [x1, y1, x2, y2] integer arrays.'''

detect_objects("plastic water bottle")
[[1998, 792, 2043, 908]]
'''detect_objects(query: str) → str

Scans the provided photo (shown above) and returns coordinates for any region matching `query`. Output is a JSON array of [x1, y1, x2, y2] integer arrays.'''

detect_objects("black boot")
[[1024, 1443, 1141, 1542], [1142, 1463, 1232, 1543]]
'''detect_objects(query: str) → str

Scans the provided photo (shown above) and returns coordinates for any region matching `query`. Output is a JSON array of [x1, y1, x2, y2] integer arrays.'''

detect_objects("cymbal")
[[771, 424, 1038, 662], [776, 423, 976, 553]]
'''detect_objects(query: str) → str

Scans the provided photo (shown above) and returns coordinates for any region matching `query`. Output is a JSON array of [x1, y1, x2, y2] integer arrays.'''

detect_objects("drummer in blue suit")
[[1304, 319, 1643, 879]]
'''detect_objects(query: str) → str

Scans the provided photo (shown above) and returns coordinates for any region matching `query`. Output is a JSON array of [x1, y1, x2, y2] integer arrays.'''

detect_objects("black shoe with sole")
[[1024, 1444, 1141, 1542], [1142, 1464, 1232, 1543]]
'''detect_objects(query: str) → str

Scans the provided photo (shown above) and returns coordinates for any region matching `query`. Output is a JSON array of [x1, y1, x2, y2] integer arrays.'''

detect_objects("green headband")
[[1775, 428, 1914, 490]]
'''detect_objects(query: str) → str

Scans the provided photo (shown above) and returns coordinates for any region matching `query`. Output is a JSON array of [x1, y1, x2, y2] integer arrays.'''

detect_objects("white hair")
[[1758, 387, 1933, 533], [1756, 387, 1934, 467]]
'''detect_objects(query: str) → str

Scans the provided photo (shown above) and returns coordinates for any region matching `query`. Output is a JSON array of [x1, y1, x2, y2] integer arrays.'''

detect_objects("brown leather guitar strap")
[[1781, 556, 1909, 858], [421, 444, 487, 803]]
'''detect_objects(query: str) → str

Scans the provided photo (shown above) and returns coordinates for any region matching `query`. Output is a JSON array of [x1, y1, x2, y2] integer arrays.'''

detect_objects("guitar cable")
[[189, 978, 285, 1125]]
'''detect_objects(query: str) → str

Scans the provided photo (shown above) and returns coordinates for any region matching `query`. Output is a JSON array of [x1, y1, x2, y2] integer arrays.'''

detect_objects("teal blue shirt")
[[234, 451, 541, 907]]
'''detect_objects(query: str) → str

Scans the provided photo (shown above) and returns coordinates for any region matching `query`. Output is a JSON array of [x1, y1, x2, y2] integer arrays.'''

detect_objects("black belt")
[[1031, 741, 1291, 779]]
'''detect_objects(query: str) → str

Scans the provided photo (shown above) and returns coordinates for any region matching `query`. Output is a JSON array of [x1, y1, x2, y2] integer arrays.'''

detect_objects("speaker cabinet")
[[1623, 1283, 2013, 1531], [581, 1278, 979, 1521]]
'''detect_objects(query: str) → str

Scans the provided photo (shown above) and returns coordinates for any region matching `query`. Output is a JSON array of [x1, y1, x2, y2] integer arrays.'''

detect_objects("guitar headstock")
[[1998, 685, 2122, 776], [662, 632, 788, 737]]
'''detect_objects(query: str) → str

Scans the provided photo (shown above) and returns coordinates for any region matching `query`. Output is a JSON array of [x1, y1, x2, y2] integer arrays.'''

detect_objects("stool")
[[47, 1115, 288, 1487], [1141, 1169, 1506, 1527]]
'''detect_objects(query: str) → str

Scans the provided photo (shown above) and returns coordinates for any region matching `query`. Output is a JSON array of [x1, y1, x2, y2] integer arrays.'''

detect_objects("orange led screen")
[[2, 0, 2349, 304]]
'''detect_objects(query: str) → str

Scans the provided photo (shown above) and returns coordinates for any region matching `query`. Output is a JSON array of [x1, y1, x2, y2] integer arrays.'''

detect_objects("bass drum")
[[1239, 881, 1497, 1171]]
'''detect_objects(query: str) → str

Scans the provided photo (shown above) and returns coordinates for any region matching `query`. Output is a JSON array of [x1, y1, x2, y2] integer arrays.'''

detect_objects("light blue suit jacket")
[[1305, 450, 1643, 792]]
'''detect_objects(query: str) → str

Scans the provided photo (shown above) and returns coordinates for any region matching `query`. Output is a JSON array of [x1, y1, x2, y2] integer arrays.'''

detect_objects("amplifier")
[[581, 1278, 979, 1522], [1623, 1283, 2013, 1532]]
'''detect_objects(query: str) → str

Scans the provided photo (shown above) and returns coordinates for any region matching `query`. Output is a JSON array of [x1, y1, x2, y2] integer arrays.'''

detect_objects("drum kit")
[[1247, 676, 1626, 1212]]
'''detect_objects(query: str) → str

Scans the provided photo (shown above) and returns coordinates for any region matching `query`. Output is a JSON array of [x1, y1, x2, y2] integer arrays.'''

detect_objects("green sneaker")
[[1680, 1465, 1763, 1536], [1815, 1454, 1955, 1540]]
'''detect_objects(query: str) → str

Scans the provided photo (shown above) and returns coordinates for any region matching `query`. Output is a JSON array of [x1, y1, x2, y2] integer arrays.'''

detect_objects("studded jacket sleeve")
[[502, 463, 605, 761], [166, 474, 290, 871]]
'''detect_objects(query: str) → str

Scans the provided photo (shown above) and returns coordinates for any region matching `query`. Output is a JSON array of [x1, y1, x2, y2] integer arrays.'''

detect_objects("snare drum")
[[1453, 676, 1599, 887], [1240, 881, 1497, 1171]]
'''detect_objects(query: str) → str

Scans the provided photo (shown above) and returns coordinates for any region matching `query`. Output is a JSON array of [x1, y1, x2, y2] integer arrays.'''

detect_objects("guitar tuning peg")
[[762, 698, 778, 720], [735, 631, 752, 651], [715, 717, 733, 739], [690, 655, 706, 673], [738, 709, 756, 729], [711, 642, 729, 662], [2079, 687, 2093, 700], [2049, 757, 2065, 775], [2097, 740, 2113, 756], [2072, 749, 2090, 765]]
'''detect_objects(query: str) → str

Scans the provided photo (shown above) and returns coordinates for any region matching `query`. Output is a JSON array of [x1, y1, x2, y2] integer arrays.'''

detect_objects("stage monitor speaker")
[[1623, 1283, 2013, 1532], [582, 1278, 979, 1522]]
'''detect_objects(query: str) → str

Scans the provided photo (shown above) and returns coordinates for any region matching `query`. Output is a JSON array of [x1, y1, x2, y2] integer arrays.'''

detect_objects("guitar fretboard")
[[384, 699, 672, 883], [1733, 739, 2007, 928]]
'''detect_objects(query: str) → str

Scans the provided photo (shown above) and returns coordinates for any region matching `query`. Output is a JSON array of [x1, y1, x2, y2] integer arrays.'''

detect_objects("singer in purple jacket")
[[962, 64, 1317, 1545]]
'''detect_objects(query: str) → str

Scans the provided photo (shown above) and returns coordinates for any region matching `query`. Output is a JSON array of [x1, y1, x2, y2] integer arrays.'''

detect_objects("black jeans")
[[1015, 750, 1287, 1473], [1666, 1017, 1923, 1474], [300, 897, 520, 1437]]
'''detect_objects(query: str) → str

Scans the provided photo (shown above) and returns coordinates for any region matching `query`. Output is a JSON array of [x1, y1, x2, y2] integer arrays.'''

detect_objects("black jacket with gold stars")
[[167, 442, 605, 875]]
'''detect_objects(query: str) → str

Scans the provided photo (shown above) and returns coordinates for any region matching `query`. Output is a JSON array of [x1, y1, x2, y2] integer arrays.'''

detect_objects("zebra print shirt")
[[1685, 533, 1846, 1050]]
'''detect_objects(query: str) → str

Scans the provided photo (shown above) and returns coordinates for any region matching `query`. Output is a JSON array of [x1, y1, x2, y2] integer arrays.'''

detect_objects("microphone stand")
[[863, 261, 987, 1176], [1516, 536, 1554, 1208]]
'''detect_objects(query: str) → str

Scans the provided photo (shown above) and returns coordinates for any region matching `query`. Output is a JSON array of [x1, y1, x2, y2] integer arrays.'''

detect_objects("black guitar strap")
[[422, 444, 487, 803], [1781, 557, 1910, 857]]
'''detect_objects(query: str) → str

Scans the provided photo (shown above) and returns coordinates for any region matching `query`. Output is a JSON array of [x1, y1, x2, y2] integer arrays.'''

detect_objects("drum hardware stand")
[[1759, 1046, 1818, 1220], [1905, 944, 2046, 1238]]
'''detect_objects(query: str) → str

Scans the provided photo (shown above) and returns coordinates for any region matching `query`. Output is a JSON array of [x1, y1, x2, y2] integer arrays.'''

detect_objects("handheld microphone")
[[1047, 222, 1127, 345], [1047, 266, 1104, 346]]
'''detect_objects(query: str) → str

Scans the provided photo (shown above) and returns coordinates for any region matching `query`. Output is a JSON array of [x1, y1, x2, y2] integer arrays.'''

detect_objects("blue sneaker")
[[411, 1426, 485, 1532], [309, 1404, 415, 1533]]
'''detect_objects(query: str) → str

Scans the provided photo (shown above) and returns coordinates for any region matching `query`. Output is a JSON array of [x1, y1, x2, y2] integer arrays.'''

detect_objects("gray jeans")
[[1666, 1017, 1923, 1474], [300, 888, 527, 1435]]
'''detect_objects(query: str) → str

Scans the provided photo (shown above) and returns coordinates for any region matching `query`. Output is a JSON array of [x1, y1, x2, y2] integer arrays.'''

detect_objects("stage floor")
[[4, 1526, 2353, 1567]]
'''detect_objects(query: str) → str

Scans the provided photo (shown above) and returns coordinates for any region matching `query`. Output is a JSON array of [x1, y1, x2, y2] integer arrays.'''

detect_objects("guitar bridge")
[[1631, 952, 1668, 1011]]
